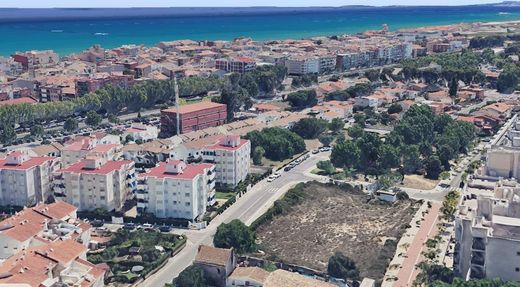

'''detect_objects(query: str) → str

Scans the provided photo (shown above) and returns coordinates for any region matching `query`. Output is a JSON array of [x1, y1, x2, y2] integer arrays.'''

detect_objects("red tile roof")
[[0, 97, 37, 106], [0, 202, 78, 242], [145, 162, 213, 180], [162, 101, 226, 115], [206, 137, 249, 151], [0, 156, 54, 171], [60, 159, 132, 175]]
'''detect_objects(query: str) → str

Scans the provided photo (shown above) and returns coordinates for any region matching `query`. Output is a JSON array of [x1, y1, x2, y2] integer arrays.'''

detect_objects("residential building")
[[200, 135, 250, 188], [0, 239, 105, 287], [54, 157, 136, 211], [285, 56, 319, 75], [226, 267, 336, 287], [139, 160, 215, 220], [124, 123, 159, 142], [160, 101, 227, 135], [195, 245, 236, 287], [0, 201, 91, 259], [216, 57, 257, 73], [75, 73, 134, 96], [11, 50, 59, 70], [61, 138, 122, 167], [455, 180, 520, 280], [0, 151, 57, 207]]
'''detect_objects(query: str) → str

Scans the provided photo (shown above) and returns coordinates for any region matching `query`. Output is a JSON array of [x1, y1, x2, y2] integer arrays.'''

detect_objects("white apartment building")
[[202, 135, 251, 188], [54, 157, 136, 211], [0, 151, 57, 207], [0, 201, 90, 259], [455, 180, 520, 280], [485, 119, 520, 179], [61, 138, 122, 167], [124, 123, 159, 142], [140, 160, 215, 220], [285, 56, 319, 75]]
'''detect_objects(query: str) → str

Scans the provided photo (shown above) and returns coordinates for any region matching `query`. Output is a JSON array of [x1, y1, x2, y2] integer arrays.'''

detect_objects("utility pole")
[[174, 76, 181, 136]]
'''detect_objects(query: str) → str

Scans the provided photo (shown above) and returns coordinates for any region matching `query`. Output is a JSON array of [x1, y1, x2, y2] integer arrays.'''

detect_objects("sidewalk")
[[382, 202, 441, 287]]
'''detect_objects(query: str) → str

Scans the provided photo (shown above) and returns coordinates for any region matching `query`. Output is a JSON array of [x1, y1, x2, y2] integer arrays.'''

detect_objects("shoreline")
[[3, 13, 520, 57]]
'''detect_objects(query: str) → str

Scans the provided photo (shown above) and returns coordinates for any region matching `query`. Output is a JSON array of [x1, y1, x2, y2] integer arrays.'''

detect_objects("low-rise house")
[[227, 267, 270, 287], [124, 123, 159, 142], [0, 239, 104, 287], [194, 245, 236, 287], [0, 201, 91, 259]]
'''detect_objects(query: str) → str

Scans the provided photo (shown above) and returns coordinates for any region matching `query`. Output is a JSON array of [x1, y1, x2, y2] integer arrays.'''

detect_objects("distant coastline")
[[2, 4, 520, 56]]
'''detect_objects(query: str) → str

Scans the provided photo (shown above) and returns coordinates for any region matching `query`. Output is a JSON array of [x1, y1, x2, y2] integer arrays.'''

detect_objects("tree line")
[[331, 105, 476, 179]]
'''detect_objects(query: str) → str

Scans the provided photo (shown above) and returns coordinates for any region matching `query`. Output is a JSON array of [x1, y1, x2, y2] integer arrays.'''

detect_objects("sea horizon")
[[2, 5, 520, 56]]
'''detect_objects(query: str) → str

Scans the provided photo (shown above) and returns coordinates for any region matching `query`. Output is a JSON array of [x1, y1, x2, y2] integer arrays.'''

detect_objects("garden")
[[87, 229, 186, 284]]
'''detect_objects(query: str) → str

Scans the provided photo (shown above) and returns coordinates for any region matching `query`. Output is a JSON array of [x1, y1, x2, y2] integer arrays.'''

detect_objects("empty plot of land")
[[256, 182, 418, 281]]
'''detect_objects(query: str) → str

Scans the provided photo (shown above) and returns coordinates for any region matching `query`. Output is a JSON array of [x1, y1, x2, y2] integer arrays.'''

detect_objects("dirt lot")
[[255, 182, 419, 281], [402, 174, 439, 190]]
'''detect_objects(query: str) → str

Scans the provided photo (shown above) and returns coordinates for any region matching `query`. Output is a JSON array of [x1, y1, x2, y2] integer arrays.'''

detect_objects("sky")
[[0, 0, 507, 8]]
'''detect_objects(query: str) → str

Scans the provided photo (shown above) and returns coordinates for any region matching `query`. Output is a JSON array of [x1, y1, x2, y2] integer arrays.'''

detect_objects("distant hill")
[[0, 2, 519, 23]]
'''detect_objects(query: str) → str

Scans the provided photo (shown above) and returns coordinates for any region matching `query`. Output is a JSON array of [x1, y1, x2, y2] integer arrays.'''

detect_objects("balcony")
[[471, 251, 485, 266], [471, 238, 486, 251], [470, 266, 485, 279]]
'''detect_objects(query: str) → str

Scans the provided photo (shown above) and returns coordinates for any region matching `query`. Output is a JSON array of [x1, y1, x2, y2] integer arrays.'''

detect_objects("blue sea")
[[2, 6, 520, 56]]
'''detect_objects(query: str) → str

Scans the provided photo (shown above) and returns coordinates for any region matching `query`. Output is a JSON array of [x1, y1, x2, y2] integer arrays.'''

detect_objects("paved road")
[[139, 152, 330, 287]]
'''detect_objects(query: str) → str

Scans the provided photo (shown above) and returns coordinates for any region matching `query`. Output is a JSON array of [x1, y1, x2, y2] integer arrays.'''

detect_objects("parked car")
[[123, 222, 136, 230], [284, 166, 292, 172], [91, 220, 104, 228], [158, 225, 172, 232], [267, 175, 276, 182], [312, 149, 319, 154]]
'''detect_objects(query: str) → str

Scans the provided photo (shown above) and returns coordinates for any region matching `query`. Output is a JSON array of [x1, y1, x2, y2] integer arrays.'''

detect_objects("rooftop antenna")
[[174, 76, 181, 136]]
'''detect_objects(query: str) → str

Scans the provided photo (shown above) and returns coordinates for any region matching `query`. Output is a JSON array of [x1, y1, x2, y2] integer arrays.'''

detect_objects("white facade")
[[0, 151, 57, 207], [172, 135, 251, 188], [285, 57, 319, 75], [455, 181, 520, 280], [61, 138, 122, 167], [140, 160, 216, 220], [124, 123, 159, 142], [201, 135, 251, 188], [54, 157, 136, 211]]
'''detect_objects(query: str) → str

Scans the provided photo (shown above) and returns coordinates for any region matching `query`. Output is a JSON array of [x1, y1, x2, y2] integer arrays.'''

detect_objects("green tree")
[[317, 160, 335, 175], [63, 118, 79, 132], [246, 127, 305, 161], [328, 118, 344, 133], [387, 103, 403, 114], [286, 90, 317, 109], [318, 134, 334, 147], [497, 64, 520, 94], [291, 118, 328, 139], [347, 124, 364, 139], [108, 114, 120, 124], [30, 124, 44, 137], [252, 146, 265, 165], [331, 140, 360, 169], [449, 78, 458, 98], [402, 145, 422, 174], [0, 123, 16, 144], [213, 219, 256, 253], [175, 265, 206, 287], [327, 252, 360, 280], [85, 111, 102, 127], [425, 156, 442, 180]]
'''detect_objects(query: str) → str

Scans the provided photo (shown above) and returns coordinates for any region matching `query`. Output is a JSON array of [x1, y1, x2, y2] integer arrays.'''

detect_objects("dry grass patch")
[[255, 182, 418, 281]]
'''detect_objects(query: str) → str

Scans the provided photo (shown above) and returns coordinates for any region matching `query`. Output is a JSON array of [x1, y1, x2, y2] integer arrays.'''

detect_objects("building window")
[[516, 267, 520, 272]]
